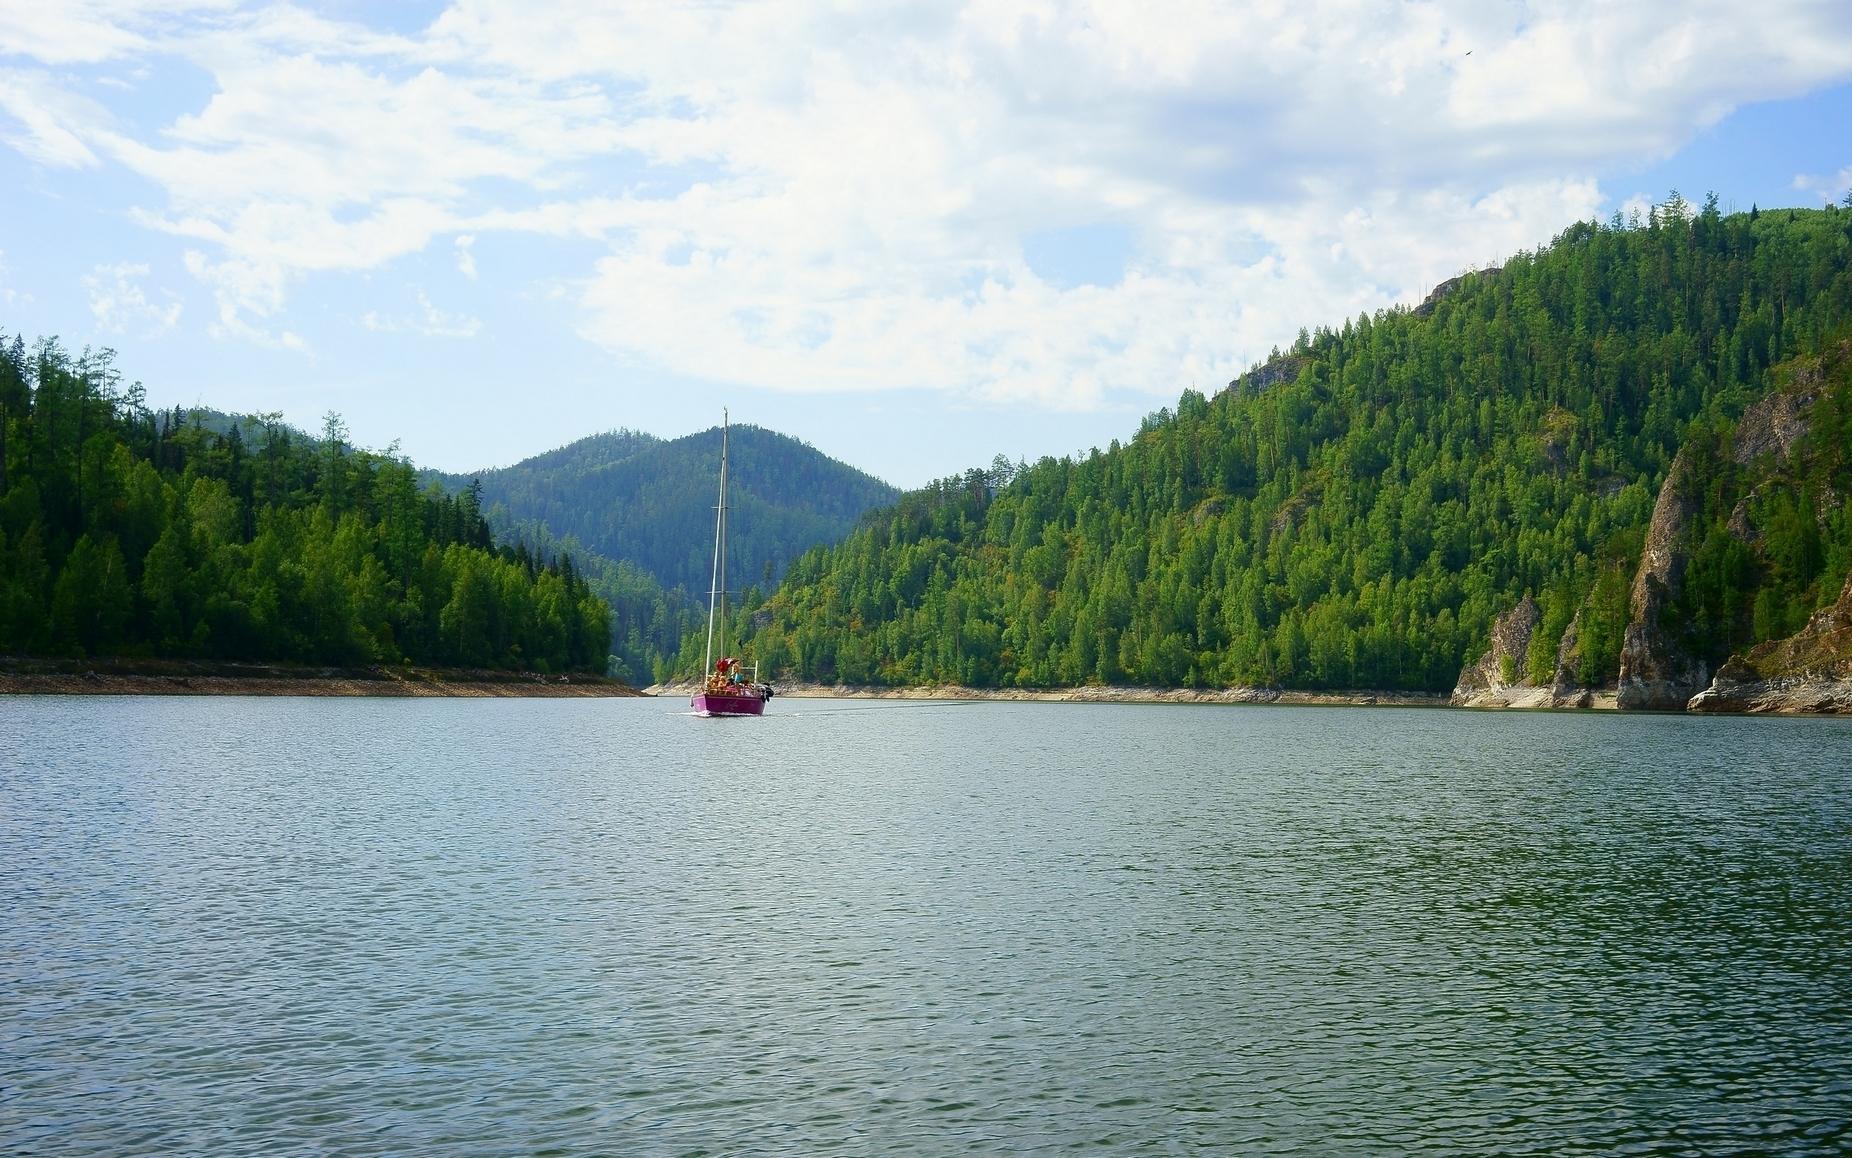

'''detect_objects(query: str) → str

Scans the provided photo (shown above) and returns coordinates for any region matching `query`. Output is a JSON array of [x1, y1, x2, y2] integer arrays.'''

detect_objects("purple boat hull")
[[691, 689, 767, 717]]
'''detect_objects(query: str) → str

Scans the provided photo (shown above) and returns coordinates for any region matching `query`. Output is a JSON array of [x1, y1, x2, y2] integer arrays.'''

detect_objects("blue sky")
[[2, 2, 1850, 488]]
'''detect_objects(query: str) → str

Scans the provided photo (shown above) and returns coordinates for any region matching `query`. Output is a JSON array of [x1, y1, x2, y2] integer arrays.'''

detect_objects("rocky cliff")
[[1453, 596, 1607, 708], [1226, 354, 1302, 399], [1455, 352, 1842, 713], [1730, 362, 1823, 466], [1451, 596, 1541, 706], [1689, 569, 1852, 713], [1614, 369, 1831, 710], [1546, 609, 1604, 708], [1616, 446, 1710, 710]]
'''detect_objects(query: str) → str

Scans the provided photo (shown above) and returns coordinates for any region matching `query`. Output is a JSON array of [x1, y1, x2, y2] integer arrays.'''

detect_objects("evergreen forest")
[[469, 511, 705, 687], [424, 423, 899, 684], [426, 424, 899, 596], [0, 339, 612, 674], [729, 198, 1852, 692]]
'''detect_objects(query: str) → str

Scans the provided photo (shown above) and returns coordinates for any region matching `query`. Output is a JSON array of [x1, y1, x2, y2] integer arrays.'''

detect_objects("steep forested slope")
[[1642, 339, 1852, 703], [428, 424, 900, 597], [731, 199, 1852, 691], [0, 340, 611, 673]]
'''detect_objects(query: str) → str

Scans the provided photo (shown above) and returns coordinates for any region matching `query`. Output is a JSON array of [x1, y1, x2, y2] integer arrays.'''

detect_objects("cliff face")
[[1451, 596, 1541, 706], [1454, 596, 1605, 708], [1225, 354, 1302, 399], [1731, 362, 1823, 466], [1689, 569, 1852, 713], [1614, 372, 1832, 711], [1616, 447, 1710, 710], [1547, 609, 1600, 708], [1461, 358, 1840, 714]]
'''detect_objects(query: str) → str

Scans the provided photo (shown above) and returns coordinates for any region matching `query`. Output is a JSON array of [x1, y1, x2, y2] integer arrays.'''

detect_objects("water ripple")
[[3, 698, 1850, 1154]]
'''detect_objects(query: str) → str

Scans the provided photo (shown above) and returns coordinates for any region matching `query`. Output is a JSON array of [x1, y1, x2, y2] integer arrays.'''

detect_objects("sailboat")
[[692, 410, 773, 718]]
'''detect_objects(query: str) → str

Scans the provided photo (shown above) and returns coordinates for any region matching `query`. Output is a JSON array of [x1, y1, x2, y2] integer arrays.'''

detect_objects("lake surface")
[[4, 696, 1850, 1155]]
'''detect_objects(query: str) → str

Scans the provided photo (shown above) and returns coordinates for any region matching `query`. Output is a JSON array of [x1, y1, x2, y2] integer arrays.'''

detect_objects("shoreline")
[[653, 681, 1852, 715], [0, 657, 641, 698], [647, 680, 1453, 707]]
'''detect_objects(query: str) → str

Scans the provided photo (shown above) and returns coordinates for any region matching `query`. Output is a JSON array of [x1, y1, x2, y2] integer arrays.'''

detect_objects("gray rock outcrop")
[[1451, 596, 1541, 706], [1453, 595, 1605, 708], [1616, 448, 1710, 710], [1618, 373, 1831, 710], [1689, 570, 1852, 714], [1413, 267, 1503, 319], [1731, 362, 1823, 466], [1226, 354, 1302, 400], [1547, 609, 1598, 708]]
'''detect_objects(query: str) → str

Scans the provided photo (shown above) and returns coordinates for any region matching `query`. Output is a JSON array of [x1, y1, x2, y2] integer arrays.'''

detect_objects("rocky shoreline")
[[649, 681, 1449, 707], [653, 674, 1852, 715], [1453, 569, 1852, 717], [1687, 571, 1852, 714], [0, 658, 641, 698]]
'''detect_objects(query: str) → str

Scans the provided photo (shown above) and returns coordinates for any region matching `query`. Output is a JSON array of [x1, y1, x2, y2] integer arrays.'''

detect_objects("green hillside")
[[730, 198, 1852, 692], [421, 423, 900, 685], [427, 424, 900, 597], [0, 342, 611, 674], [1663, 339, 1852, 669]]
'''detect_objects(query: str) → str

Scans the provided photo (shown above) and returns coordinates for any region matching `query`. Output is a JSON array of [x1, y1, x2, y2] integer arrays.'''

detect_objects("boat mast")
[[703, 410, 729, 677]]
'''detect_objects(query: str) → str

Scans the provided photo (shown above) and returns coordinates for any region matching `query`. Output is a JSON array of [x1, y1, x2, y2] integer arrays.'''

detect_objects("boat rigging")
[[692, 410, 773, 718]]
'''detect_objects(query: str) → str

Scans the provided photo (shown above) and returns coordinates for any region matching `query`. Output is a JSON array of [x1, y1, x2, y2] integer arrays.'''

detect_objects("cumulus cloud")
[[3, 1, 1851, 399], [83, 262, 183, 336]]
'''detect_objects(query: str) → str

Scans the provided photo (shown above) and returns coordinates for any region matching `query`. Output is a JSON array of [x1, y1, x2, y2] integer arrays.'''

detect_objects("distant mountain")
[[425, 424, 901, 597]]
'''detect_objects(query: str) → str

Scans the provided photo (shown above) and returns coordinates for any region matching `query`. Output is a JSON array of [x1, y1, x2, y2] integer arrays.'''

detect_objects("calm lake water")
[[4, 695, 1851, 1155]]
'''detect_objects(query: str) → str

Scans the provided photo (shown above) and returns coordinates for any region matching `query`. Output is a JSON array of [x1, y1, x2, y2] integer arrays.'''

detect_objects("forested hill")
[[0, 341, 612, 674], [731, 199, 1852, 692], [425, 424, 900, 596]]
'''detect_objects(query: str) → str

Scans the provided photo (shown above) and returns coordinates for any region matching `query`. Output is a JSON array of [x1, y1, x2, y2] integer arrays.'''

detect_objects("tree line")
[[477, 511, 707, 686], [0, 337, 611, 673]]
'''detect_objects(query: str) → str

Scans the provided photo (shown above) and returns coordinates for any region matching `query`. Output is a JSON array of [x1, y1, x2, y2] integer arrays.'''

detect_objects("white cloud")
[[361, 289, 480, 338], [1618, 194, 1657, 228], [0, 70, 104, 167], [182, 249, 305, 351], [4, 1, 1852, 392], [83, 262, 183, 336], [575, 177, 1599, 405], [1794, 165, 1852, 205], [0, 1, 236, 66]]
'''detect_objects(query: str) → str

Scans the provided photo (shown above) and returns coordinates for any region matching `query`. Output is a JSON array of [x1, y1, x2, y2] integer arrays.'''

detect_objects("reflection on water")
[[4, 697, 1850, 1153]]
